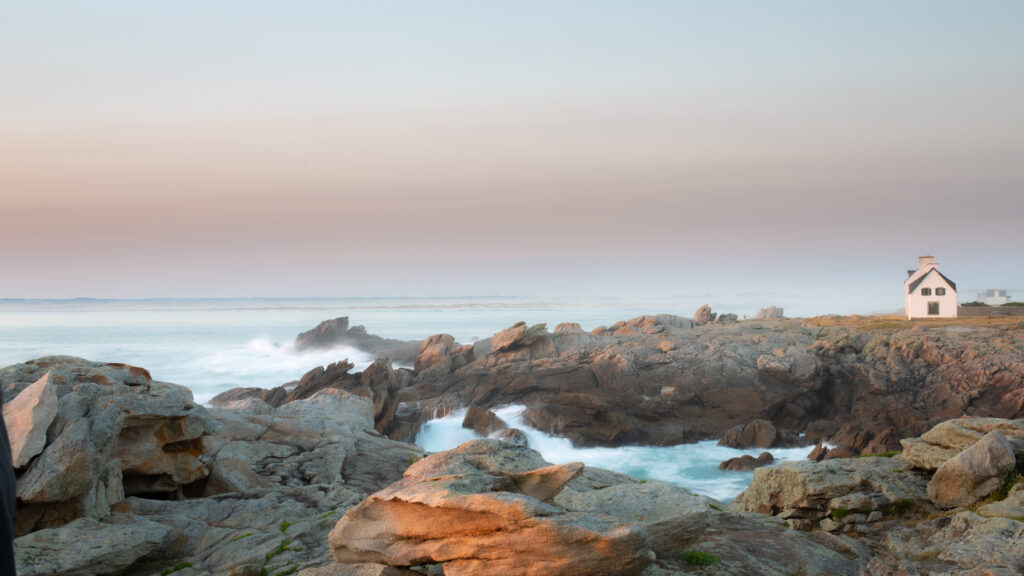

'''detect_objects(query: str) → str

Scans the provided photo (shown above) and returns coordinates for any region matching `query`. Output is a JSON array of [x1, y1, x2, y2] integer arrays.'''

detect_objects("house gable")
[[907, 268, 957, 294]]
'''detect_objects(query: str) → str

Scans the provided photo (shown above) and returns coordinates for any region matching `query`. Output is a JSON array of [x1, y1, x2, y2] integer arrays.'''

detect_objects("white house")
[[905, 256, 958, 319], [978, 289, 1011, 306]]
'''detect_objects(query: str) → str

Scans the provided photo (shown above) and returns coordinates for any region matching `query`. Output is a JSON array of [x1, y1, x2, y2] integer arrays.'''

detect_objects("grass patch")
[[407, 455, 420, 466], [279, 520, 292, 533], [230, 532, 255, 543], [317, 510, 338, 520], [709, 503, 722, 512], [265, 540, 292, 564], [831, 507, 872, 521], [161, 562, 193, 576], [974, 471, 1021, 509], [891, 498, 914, 517], [679, 550, 720, 566], [274, 566, 298, 576]]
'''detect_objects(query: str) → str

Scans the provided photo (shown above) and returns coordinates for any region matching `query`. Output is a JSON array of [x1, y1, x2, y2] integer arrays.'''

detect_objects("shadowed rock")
[[294, 317, 422, 365]]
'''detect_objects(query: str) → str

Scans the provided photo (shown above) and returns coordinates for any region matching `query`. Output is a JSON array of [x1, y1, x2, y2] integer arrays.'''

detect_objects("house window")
[[936, 287, 946, 296], [928, 302, 940, 315], [921, 288, 932, 296]]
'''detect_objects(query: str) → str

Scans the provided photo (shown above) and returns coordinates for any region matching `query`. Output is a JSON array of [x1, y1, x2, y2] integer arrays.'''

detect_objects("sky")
[[1, 1, 1022, 300]]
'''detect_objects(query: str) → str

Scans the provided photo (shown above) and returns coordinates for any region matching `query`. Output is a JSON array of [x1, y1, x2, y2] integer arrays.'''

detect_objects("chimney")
[[918, 255, 936, 270]]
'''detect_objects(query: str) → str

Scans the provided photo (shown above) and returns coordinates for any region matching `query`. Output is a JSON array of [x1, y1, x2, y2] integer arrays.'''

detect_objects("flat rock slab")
[[14, 516, 170, 576]]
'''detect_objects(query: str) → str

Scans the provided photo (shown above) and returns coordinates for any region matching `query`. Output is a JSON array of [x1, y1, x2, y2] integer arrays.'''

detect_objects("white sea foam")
[[415, 405, 814, 502]]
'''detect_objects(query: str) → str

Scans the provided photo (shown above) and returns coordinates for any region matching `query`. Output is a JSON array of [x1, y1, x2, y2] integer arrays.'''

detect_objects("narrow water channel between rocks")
[[415, 405, 817, 502]]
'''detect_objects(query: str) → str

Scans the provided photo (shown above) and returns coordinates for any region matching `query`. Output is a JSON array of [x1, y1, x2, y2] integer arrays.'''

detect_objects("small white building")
[[905, 256, 958, 319], [978, 289, 1011, 306]]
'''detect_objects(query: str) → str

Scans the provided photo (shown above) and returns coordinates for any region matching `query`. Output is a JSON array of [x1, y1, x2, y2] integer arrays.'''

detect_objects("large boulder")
[[2, 372, 58, 468], [329, 440, 654, 576], [717, 419, 799, 449], [927, 430, 1017, 508], [693, 304, 716, 326], [903, 418, 1024, 470], [0, 357, 211, 534]]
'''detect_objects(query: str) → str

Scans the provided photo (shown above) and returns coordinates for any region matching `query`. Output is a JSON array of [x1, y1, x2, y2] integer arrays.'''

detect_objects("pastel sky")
[[2, 1, 1022, 299]]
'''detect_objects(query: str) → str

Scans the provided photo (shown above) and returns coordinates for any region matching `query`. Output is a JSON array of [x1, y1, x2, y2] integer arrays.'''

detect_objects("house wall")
[[906, 271, 958, 319]]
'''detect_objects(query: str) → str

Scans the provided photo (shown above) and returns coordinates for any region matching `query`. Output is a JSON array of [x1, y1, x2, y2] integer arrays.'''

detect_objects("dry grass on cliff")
[[802, 314, 1024, 332]]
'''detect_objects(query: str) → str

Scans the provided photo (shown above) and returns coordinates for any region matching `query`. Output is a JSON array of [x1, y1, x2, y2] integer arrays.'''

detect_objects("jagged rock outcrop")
[[210, 359, 413, 436], [294, 316, 422, 364], [390, 315, 1024, 453]]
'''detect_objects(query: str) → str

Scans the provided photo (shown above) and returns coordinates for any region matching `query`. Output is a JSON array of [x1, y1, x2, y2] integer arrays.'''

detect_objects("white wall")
[[906, 271, 957, 319]]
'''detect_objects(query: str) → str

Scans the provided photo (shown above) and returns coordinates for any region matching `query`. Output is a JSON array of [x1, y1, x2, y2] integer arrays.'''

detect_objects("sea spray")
[[415, 405, 815, 502]]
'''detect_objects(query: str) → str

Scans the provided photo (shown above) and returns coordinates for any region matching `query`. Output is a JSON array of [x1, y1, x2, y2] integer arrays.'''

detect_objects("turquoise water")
[[417, 406, 813, 502]]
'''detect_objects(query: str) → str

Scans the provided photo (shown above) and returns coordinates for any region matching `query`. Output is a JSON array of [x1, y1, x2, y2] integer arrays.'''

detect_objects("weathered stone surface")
[[719, 452, 774, 471], [927, 431, 1016, 508], [14, 516, 170, 576], [461, 405, 506, 436], [733, 455, 929, 522], [900, 437, 962, 471], [202, 456, 270, 496], [329, 440, 654, 576], [555, 469, 717, 557], [3, 372, 58, 468]]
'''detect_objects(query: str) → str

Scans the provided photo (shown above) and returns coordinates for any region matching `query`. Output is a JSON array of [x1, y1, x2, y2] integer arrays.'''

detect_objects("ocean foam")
[[415, 405, 814, 502]]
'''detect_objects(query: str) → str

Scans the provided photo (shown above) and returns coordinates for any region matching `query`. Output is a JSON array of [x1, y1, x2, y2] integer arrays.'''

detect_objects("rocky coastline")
[[3, 311, 1024, 574]]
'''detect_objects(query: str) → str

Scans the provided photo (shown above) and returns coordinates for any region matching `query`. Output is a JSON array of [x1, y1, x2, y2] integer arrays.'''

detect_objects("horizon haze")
[[2, 1, 1022, 300]]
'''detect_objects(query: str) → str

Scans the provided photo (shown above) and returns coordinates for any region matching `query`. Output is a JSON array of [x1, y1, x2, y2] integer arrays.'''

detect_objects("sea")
[[0, 294, 882, 500]]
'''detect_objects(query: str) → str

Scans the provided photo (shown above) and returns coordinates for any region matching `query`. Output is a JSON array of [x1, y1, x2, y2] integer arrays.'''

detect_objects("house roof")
[[908, 268, 957, 294]]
